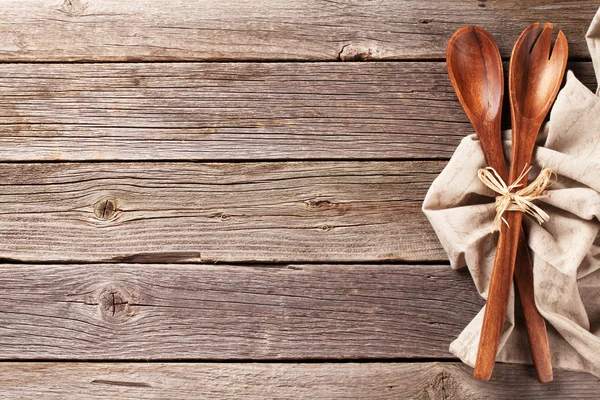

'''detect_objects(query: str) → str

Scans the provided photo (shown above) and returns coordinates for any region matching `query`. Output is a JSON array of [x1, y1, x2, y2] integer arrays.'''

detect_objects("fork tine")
[[530, 22, 553, 60], [511, 23, 540, 62], [550, 30, 568, 62], [522, 22, 540, 47]]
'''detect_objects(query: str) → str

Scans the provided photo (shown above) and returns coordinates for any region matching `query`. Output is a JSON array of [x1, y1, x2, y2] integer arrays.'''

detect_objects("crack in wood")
[[440, 370, 449, 400], [109, 292, 130, 316], [91, 379, 151, 388]]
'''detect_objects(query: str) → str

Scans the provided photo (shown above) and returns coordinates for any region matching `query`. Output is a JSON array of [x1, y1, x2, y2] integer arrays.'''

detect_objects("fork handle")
[[514, 229, 553, 383]]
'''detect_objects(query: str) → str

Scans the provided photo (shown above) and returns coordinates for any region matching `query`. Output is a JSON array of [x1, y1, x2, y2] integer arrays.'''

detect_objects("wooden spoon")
[[474, 22, 568, 381], [447, 26, 553, 383]]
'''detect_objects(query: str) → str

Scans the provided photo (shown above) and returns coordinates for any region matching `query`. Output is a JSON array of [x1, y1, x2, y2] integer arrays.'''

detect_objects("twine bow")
[[478, 166, 553, 232]]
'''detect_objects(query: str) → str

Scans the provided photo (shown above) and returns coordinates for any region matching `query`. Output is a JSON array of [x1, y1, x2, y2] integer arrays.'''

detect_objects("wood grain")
[[1, 1, 597, 396], [0, 263, 482, 359], [0, 62, 595, 161], [1, 362, 598, 399], [0, 61, 467, 161], [0, 161, 446, 263], [0, 0, 597, 61]]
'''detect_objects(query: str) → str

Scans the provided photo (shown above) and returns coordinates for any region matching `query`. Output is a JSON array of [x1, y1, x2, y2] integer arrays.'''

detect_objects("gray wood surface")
[[0, 0, 597, 61], [2, 1, 599, 395], [1, 161, 447, 263], [0, 263, 482, 359], [0, 62, 595, 161], [1, 362, 598, 399]]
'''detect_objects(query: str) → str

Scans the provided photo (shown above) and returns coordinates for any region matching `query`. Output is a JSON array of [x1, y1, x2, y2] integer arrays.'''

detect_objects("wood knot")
[[209, 212, 230, 220], [99, 286, 133, 320], [338, 43, 378, 61], [59, 0, 88, 16], [426, 368, 455, 399], [305, 199, 333, 209], [94, 198, 118, 220]]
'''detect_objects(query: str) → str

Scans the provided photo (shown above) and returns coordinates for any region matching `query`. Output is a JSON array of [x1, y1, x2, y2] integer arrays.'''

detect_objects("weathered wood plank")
[[0, 263, 481, 359], [0, 62, 595, 161], [0, 362, 598, 399], [0, 1, 597, 61], [0, 161, 446, 262]]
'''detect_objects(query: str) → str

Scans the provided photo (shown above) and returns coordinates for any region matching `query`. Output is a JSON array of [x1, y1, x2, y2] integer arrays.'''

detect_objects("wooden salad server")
[[474, 22, 568, 381], [447, 26, 553, 383]]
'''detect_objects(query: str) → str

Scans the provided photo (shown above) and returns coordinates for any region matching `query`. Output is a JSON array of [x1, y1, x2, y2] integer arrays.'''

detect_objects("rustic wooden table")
[[1, 1, 600, 398]]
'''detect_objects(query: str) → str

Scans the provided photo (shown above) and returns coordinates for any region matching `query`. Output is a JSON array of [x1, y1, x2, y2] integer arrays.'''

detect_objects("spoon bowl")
[[447, 26, 503, 127], [447, 26, 505, 172]]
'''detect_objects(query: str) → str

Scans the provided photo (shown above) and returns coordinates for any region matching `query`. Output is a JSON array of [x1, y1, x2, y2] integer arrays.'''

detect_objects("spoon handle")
[[476, 138, 552, 383], [472, 163, 552, 381], [474, 211, 522, 381], [475, 210, 553, 382], [476, 122, 556, 381]]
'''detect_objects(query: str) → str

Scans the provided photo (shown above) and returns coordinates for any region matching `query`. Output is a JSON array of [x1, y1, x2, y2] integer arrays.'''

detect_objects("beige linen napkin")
[[423, 8, 600, 377]]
